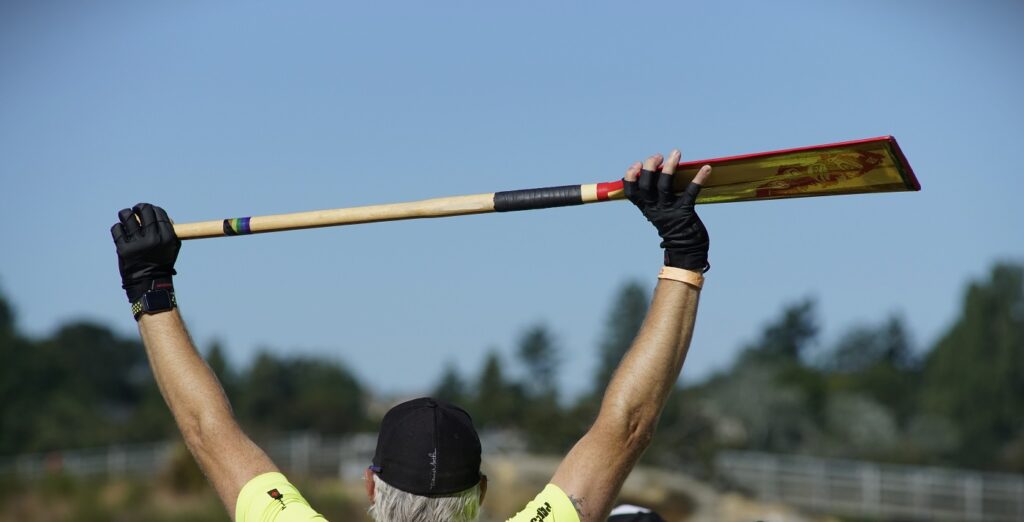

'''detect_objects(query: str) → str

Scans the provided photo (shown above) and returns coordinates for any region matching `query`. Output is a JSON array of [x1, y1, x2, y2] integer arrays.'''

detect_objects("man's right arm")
[[548, 150, 712, 521]]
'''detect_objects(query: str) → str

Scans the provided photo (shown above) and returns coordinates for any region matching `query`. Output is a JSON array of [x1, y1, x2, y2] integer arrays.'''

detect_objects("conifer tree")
[[472, 349, 520, 428], [433, 360, 467, 405], [593, 281, 649, 395], [923, 263, 1024, 466], [517, 323, 560, 399]]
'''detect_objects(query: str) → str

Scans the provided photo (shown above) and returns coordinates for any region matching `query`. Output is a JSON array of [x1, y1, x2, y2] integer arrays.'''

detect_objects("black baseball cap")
[[370, 397, 482, 496]]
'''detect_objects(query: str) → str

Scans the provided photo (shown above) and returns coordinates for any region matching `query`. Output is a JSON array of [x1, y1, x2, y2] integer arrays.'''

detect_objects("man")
[[111, 149, 712, 521]]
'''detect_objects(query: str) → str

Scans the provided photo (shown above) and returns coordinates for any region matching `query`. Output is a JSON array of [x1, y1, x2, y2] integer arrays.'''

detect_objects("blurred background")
[[1, 1, 1022, 520]]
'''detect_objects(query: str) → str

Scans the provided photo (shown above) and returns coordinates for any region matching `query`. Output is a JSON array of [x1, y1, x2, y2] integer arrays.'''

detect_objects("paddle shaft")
[[173, 181, 626, 239]]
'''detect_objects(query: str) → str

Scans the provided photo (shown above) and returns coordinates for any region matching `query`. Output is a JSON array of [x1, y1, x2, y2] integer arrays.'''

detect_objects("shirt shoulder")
[[235, 471, 327, 522], [506, 483, 580, 522]]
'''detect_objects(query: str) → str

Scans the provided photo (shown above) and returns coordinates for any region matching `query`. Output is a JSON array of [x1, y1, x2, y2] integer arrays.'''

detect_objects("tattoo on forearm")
[[568, 494, 587, 518]]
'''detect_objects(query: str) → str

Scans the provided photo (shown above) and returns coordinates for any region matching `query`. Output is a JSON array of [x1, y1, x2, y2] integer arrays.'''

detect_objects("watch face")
[[144, 290, 172, 311]]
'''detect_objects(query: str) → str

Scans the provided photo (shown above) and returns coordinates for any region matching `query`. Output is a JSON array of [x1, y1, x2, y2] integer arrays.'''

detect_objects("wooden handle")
[[175, 193, 493, 239], [173, 182, 625, 239]]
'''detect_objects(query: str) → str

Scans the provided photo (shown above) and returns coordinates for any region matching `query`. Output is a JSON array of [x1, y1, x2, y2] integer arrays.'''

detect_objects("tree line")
[[1, 263, 1021, 473], [0, 310, 368, 454]]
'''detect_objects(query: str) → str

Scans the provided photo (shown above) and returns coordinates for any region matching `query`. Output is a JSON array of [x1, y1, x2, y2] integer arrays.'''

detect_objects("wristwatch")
[[131, 288, 177, 321]]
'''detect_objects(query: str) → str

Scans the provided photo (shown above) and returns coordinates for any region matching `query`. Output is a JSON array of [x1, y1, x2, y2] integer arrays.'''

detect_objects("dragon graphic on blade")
[[755, 150, 885, 198]]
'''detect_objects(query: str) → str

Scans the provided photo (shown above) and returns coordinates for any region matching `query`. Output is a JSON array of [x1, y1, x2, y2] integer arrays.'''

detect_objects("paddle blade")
[[668, 136, 920, 203]]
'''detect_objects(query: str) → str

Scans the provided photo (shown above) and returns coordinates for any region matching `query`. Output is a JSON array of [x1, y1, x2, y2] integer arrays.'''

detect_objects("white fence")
[[0, 431, 526, 481], [0, 440, 176, 479], [717, 450, 1024, 521], [7, 439, 1023, 520], [0, 434, 382, 481]]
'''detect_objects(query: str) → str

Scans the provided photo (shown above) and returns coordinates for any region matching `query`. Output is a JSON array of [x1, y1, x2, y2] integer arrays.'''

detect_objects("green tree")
[[702, 360, 820, 453], [828, 315, 919, 425], [922, 263, 1024, 467], [517, 323, 559, 399], [0, 316, 160, 452], [702, 299, 824, 453], [237, 352, 366, 435], [516, 323, 566, 452], [0, 286, 13, 339], [831, 315, 915, 373], [470, 349, 521, 429], [593, 281, 649, 395], [43, 323, 151, 449], [0, 289, 28, 452], [643, 387, 718, 472], [745, 297, 818, 362], [432, 360, 467, 405]]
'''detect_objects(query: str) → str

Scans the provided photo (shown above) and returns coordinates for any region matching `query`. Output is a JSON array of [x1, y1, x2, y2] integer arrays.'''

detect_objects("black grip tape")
[[493, 185, 583, 212]]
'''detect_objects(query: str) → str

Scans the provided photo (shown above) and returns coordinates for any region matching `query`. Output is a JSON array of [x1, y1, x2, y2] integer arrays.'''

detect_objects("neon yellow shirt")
[[235, 472, 580, 522], [505, 483, 581, 522], [235, 472, 326, 522]]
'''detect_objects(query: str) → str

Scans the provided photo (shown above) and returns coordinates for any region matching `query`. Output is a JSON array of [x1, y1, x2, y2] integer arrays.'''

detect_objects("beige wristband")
[[658, 266, 705, 289]]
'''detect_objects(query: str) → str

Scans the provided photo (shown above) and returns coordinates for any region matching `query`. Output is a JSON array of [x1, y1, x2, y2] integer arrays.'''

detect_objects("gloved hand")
[[110, 203, 180, 302], [623, 150, 712, 272]]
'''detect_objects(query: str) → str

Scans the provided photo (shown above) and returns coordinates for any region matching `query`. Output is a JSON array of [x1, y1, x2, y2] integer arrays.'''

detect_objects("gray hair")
[[368, 474, 481, 522]]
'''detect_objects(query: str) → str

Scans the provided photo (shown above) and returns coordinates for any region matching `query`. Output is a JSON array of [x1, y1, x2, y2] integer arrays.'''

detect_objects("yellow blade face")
[[669, 136, 920, 203]]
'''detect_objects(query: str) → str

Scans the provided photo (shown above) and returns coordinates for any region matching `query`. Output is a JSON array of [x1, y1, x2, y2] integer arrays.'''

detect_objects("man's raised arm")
[[111, 204, 278, 517], [550, 150, 713, 521]]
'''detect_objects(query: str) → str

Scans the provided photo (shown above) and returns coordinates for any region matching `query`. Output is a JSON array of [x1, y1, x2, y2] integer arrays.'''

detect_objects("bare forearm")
[[597, 278, 700, 435], [551, 278, 700, 520], [138, 309, 232, 433], [138, 309, 276, 515]]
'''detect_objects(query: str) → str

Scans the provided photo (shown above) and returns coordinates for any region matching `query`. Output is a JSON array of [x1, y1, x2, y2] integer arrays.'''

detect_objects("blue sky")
[[2, 1, 1022, 397]]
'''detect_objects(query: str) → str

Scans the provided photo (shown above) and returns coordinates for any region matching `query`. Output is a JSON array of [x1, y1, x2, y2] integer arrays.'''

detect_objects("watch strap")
[[131, 290, 177, 321]]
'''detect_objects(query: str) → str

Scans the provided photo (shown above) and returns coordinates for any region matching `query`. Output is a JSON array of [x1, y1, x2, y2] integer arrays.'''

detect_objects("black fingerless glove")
[[624, 169, 710, 272], [110, 203, 181, 302]]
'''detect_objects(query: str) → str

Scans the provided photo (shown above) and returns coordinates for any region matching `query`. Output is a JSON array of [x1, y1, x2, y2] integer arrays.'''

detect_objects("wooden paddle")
[[173, 136, 919, 240]]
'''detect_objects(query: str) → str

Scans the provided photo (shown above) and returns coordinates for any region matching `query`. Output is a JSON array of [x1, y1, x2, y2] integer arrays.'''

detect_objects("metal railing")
[[0, 434, 379, 481], [8, 437, 1022, 520], [717, 450, 1024, 521], [0, 440, 175, 479], [0, 430, 526, 481]]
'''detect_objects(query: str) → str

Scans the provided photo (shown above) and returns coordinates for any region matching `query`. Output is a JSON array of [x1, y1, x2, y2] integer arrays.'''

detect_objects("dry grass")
[[0, 452, 830, 522]]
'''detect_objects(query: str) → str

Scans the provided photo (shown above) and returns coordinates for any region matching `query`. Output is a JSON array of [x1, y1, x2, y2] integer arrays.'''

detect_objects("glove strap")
[[658, 266, 704, 289], [663, 250, 710, 273], [130, 279, 177, 320]]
